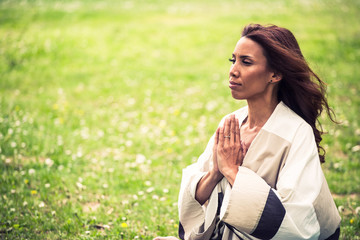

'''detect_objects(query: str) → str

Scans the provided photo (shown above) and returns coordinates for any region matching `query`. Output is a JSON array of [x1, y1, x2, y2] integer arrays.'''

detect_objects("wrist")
[[221, 167, 239, 186], [209, 169, 223, 183]]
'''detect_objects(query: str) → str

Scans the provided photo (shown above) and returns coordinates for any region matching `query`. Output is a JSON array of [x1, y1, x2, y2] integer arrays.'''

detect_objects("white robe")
[[178, 102, 341, 240]]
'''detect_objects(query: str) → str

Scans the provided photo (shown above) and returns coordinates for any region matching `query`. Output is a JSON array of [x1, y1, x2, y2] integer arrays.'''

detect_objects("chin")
[[231, 92, 246, 100]]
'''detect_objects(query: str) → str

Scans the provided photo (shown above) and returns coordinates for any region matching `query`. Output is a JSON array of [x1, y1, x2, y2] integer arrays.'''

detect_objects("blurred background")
[[0, 0, 359, 239]]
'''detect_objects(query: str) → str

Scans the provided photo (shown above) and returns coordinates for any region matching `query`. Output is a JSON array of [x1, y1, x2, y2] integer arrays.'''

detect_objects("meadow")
[[0, 0, 359, 239]]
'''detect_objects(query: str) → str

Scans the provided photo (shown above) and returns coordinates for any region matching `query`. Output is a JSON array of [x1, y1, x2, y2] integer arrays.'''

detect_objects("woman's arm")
[[195, 114, 244, 204], [177, 113, 246, 240], [195, 128, 223, 205], [195, 169, 222, 205]]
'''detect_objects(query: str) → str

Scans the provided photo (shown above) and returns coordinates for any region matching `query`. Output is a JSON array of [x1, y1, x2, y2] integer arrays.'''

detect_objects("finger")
[[214, 127, 220, 146], [235, 117, 241, 145], [223, 116, 230, 143], [219, 125, 224, 147], [235, 118, 242, 165], [230, 114, 235, 145]]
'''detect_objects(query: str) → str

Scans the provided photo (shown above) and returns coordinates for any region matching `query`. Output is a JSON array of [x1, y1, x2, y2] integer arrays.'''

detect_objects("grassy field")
[[0, 0, 359, 239]]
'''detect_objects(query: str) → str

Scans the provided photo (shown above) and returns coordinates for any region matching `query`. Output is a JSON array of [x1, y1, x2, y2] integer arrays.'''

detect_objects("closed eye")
[[228, 58, 235, 64], [242, 59, 252, 65]]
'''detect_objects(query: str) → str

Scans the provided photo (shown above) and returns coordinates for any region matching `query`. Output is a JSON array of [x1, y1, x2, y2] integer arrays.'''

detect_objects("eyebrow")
[[232, 53, 253, 59]]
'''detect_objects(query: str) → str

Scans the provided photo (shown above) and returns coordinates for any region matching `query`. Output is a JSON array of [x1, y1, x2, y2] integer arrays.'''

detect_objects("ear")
[[270, 72, 282, 83]]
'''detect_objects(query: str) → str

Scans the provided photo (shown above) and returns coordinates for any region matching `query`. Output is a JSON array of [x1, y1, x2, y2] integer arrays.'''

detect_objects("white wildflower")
[[146, 187, 154, 193], [351, 145, 360, 152], [39, 202, 45, 208], [125, 140, 133, 147], [76, 150, 83, 158], [97, 130, 104, 138], [136, 154, 146, 164], [45, 158, 54, 167], [355, 206, 360, 215], [127, 98, 136, 105], [76, 182, 83, 189], [28, 169, 35, 175], [338, 205, 344, 212], [355, 129, 360, 135]]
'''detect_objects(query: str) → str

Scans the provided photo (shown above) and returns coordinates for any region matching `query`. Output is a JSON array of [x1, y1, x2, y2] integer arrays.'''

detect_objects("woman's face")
[[228, 37, 275, 101]]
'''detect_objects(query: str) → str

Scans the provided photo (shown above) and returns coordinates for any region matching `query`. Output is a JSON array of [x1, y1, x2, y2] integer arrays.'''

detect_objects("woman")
[[155, 24, 340, 240]]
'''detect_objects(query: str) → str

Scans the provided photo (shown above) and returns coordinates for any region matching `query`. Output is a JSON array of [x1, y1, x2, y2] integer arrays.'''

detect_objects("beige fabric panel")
[[242, 129, 290, 188]]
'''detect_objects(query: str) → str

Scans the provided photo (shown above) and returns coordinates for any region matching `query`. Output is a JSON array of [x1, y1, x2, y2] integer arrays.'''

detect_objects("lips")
[[229, 80, 242, 89]]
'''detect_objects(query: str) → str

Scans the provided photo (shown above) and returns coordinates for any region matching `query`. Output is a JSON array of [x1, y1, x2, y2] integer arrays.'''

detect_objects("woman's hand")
[[210, 127, 224, 181], [194, 126, 225, 205], [215, 114, 244, 185], [195, 114, 243, 204]]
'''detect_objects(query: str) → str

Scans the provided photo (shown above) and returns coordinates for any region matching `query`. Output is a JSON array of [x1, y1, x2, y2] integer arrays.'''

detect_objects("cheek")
[[250, 67, 270, 82]]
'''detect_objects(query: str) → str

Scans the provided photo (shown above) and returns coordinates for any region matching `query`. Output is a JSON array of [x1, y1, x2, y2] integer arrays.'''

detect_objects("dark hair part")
[[241, 23, 336, 163]]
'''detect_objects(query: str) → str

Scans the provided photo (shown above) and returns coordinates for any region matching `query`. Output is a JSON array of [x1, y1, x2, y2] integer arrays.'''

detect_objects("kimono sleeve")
[[219, 122, 341, 240], [178, 134, 221, 240]]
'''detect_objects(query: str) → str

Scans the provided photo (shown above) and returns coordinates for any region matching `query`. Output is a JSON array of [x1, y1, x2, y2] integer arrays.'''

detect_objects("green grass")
[[0, 0, 359, 239]]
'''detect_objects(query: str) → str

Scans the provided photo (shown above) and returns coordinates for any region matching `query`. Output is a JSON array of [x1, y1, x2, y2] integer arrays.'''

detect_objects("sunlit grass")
[[0, 0, 359, 239]]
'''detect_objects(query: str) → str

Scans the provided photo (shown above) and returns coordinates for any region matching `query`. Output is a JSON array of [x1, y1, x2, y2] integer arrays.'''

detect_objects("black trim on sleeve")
[[325, 227, 340, 240], [178, 221, 185, 240], [251, 189, 286, 240]]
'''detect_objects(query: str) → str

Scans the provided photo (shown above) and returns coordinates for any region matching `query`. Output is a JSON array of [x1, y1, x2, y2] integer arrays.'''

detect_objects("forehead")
[[233, 37, 266, 59]]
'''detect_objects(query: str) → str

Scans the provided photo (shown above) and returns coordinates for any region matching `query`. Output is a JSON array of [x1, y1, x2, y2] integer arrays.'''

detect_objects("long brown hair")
[[241, 24, 336, 163]]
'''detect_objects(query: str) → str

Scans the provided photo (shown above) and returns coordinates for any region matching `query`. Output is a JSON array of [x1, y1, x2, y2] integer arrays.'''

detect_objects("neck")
[[246, 97, 279, 129]]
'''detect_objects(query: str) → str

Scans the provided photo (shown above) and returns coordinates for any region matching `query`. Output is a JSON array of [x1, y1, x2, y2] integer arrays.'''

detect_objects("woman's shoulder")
[[262, 102, 313, 142]]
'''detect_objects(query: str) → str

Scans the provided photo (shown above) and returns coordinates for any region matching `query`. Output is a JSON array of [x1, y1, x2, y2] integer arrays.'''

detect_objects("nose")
[[229, 64, 240, 79]]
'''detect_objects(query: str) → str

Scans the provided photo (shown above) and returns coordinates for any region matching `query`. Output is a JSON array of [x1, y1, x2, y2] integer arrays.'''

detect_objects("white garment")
[[178, 102, 341, 240]]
